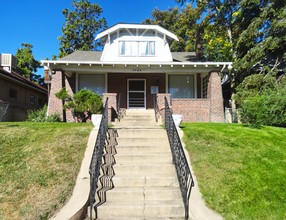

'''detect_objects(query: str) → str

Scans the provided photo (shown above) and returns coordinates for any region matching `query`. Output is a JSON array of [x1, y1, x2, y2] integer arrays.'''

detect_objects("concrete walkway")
[[50, 109, 223, 220]]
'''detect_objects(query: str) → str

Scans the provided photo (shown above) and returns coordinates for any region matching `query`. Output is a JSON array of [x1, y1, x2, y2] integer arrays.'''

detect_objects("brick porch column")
[[156, 93, 171, 123], [103, 93, 117, 122], [47, 71, 74, 122], [208, 71, 224, 122]]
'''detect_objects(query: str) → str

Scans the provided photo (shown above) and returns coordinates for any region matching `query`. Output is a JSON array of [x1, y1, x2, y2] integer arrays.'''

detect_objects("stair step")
[[114, 164, 176, 176], [116, 145, 171, 154], [115, 154, 172, 164], [97, 200, 185, 218], [107, 187, 182, 201], [116, 128, 166, 137], [117, 137, 169, 145], [113, 176, 179, 187]]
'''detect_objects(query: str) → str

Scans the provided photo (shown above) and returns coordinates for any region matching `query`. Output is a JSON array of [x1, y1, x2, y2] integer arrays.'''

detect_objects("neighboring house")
[[0, 53, 48, 121], [42, 23, 232, 122]]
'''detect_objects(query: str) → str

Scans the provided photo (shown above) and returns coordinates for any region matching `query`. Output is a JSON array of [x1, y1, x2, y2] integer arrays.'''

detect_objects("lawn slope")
[[0, 122, 92, 220], [182, 123, 286, 220]]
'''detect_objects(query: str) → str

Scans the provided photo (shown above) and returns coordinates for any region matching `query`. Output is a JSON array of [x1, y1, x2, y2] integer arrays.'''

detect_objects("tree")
[[16, 43, 43, 84], [234, 0, 286, 83], [143, 5, 201, 53], [58, 0, 107, 58]]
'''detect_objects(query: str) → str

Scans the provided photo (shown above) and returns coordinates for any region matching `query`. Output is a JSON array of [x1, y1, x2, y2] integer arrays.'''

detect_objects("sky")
[[0, 0, 185, 76]]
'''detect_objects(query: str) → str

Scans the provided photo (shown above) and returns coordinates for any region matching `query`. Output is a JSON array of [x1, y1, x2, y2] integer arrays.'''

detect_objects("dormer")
[[95, 23, 179, 62]]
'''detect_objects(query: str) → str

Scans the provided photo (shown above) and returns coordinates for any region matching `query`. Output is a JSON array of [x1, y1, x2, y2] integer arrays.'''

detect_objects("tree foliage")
[[58, 0, 107, 58], [143, 5, 201, 53], [16, 43, 43, 84]]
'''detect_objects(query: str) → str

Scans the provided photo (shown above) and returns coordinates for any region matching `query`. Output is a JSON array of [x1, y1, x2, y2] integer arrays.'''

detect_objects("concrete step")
[[116, 128, 166, 137], [116, 145, 171, 154], [97, 200, 185, 218], [97, 217, 185, 220], [114, 164, 176, 176], [117, 137, 169, 146], [115, 154, 172, 164], [113, 176, 179, 187], [107, 187, 182, 201]]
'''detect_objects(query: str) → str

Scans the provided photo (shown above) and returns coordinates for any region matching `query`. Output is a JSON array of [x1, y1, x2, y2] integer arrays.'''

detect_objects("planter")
[[91, 114, 102, 128], [172, 114, 183, 127]]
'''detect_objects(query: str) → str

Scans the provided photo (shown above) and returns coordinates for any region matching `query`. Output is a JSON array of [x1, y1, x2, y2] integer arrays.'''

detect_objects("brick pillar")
[[48, 71, 64, 120], [103, 93, 117, 122], [47, 71, 75, 122], [64, 75, 74, 122], [208, 71, 224, 122], [156, 93, 171, 123]]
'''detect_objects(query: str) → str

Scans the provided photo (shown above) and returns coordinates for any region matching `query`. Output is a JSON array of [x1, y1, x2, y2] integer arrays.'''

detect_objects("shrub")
[[55, 88, 103, 122], [27, 105, 61, 122]]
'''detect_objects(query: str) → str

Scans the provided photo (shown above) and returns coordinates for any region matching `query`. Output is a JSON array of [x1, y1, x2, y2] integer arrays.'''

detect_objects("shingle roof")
[[0, 67, 48, 94], [59, 51, 102, 62], [58, 50, 196, 62]]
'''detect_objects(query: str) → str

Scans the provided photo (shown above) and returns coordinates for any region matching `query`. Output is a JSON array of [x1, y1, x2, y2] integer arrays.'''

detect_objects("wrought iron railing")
[[89, 98, 109, 219], [164, 97, 194, 220]]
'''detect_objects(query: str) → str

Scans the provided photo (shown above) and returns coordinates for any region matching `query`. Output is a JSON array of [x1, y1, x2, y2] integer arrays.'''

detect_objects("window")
[[168, 75, 195, 98], [119, 41, 155, 56], [9, 88, 17, 99], [29, 95, 35, 105], [78, 74, 105, 95], [202, 75, 209, 98]]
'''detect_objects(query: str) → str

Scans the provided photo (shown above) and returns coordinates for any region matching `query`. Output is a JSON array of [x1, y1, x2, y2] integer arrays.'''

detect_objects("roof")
[[0, 67, 48, 94], [95, 23, 179, 41], [59, 51, 102, 62], [58, 51, 196, 62]]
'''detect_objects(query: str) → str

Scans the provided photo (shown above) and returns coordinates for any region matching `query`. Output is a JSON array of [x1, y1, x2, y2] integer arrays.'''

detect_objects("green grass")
[[181, 123, 286, 220], [0, 122, 92, 220]]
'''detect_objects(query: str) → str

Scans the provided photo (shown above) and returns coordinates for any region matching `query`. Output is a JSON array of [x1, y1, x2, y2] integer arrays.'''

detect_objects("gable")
[[96, 24, 178, 62]]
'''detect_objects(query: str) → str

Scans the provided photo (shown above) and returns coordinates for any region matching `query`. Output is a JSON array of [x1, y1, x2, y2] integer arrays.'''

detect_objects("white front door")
[[127, 79, 146, 109]]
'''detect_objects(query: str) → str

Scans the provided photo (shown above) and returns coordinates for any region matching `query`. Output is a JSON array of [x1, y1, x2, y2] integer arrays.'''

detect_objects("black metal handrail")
[[164, 97, 194, 220], [89, 98, 109, 220]]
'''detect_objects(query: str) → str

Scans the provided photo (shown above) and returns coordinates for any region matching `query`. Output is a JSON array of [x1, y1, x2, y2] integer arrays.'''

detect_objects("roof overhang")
[[95, 23, 179, 41], [41, 60, 233, 74]]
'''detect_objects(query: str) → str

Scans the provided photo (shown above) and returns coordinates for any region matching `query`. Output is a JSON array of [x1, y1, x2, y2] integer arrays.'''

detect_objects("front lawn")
[[181, 123, 286, 220], [0, 122, 92, 220]]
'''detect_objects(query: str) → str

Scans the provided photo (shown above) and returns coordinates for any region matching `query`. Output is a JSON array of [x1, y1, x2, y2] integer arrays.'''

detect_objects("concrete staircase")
[[96, 109, 185, 219]]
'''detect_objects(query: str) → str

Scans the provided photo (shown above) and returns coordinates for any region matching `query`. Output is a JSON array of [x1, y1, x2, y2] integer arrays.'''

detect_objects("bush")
[[27, 105, 61, 122], [239, 86, 286, 128], [235, 74, 286, 127], [55, 88, 103, 122]]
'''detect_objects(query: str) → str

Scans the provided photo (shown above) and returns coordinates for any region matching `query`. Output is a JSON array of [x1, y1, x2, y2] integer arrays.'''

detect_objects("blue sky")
[[0, 0, 184, 76]]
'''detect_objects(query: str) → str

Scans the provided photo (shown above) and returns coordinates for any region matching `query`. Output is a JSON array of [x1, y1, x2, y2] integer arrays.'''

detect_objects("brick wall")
[[172, 99, 210, 122]]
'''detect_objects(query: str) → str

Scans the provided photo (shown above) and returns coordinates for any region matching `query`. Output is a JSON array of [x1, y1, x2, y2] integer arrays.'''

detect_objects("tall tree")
[[16, 43, 43, 84], [58, 0, 107, 58], [143, 5, 201, 53], [234, 0, 286, 82]]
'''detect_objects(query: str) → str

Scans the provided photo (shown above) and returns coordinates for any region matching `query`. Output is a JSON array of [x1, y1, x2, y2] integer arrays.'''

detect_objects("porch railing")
[[164, 97, 194, 220]]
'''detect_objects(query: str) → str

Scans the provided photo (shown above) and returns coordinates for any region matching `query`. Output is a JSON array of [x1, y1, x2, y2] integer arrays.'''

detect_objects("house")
[[0, 53, 48, 121], [42, 23, 232, 122]]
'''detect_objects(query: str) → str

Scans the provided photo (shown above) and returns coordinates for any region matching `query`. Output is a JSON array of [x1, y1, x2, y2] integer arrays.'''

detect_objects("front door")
[[127, 79, 146, 108]]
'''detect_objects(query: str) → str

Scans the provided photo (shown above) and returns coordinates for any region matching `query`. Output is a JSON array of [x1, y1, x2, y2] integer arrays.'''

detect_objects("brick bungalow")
[[42, 23, 232, 122], [0, 54, 48, 121]]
